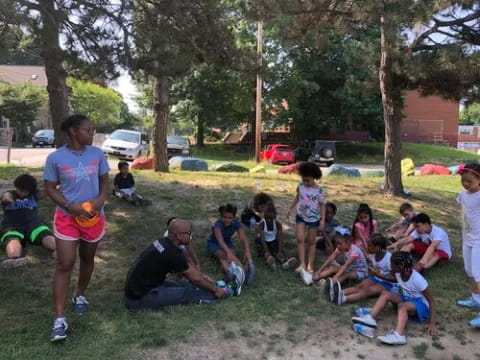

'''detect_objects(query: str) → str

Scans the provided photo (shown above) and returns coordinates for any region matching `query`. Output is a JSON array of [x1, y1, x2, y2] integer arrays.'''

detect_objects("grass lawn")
[[191, 142, 480, 168], [1, 166, 479, 359]]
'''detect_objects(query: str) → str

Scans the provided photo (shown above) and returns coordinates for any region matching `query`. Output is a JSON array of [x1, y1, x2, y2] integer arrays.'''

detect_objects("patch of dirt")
[[144, 319, 479, 360]]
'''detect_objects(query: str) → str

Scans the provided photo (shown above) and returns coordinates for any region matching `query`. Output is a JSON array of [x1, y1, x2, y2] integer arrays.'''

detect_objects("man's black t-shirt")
[[114, 173, 135, 190], [124, 237, 189, 299], [1, 190, 39, 228]]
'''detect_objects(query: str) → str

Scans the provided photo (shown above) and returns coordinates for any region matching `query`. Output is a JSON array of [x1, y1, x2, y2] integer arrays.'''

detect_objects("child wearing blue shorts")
[[287, 162, 326, 285], [352, 251, 438, 345], [331, 234, 394, 305], [208, 204, 255, 285]]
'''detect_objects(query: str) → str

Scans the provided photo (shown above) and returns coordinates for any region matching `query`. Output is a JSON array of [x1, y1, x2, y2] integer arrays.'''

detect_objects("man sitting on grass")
[[124, 218, 241, 310], [389, 213, 452, 271]]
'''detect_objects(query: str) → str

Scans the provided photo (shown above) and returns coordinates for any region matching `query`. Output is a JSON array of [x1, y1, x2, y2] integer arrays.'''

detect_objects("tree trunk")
[[39, 0, 69, 147], [152, 76, 170, 172], [197, 114, 205, 147], [379, 7, 404, 196]]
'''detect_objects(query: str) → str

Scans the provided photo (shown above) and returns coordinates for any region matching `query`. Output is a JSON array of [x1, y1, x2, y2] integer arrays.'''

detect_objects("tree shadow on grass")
[[0, 170, 469, 360]]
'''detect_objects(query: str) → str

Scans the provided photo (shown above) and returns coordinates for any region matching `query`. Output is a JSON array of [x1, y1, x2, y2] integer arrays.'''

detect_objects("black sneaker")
[[333, 281, 345, 305], [324, 278, 333, 300]]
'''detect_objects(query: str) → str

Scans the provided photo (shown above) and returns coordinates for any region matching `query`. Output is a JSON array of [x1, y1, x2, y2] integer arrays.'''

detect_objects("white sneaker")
[[300, 268, 313, 286], [377, 330, 406, 345], [352, 314, 377, 327]]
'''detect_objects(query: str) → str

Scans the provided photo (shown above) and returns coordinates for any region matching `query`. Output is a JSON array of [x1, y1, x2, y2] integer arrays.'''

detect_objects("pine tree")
[[253, 0, 480, 195]]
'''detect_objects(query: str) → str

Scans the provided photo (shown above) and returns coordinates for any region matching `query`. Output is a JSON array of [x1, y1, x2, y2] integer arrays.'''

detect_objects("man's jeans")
[[125, 280, 217, 310]]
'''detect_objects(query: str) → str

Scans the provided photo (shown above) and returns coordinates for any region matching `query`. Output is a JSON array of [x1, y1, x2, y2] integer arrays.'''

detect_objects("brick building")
[[0, 65, 51, 128], [458, 126, 480, 153], [401, 90, 459, 147]]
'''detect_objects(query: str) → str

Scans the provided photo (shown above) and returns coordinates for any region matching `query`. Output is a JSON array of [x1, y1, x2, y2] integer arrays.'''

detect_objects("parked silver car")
[[32, 129, 55, 147], [102, 129, 149, 160], [167, 136, 191, 158]]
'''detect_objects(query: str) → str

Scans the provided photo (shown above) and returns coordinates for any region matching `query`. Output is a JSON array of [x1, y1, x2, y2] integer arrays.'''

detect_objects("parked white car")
[[102, 129, 149, 160]]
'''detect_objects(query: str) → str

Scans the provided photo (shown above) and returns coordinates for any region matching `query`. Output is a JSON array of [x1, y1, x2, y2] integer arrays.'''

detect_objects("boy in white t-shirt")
[[456, 163, 480, 328], [352, 252, 438, 345], [388, 213, 451, 272]]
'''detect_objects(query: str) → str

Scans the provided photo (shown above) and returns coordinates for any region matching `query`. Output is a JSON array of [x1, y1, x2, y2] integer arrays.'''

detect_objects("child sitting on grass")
[[312, 226, 368, 300], [240, 192, 273, 229], [113, 161, 151, 206], [331, 233, 394, 305], [385, 202, 417, 243], [389, 213, 452, 272], [1, 173, 56, 268], [352, 203, 377, 251], [255, 204, 297, 269], [208, 204, 255, 287], [352, 251, 438, 345], [316, 202, 340, 255]]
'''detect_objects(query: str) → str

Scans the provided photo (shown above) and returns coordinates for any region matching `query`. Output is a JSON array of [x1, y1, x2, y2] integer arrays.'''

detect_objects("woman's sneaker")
[[352, 323, 375, 339], [352, 307, 372, 317], [50, 318, 68, 342], [352, 314, 377, 327], [72, 295, 89, 316], [1, 257, 27, 269], [377, 330, 406, 345], [457, 297, 480, 309]]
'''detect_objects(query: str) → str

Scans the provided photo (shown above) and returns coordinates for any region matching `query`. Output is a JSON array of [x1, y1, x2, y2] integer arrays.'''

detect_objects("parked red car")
[[261, 144, 295, 165]]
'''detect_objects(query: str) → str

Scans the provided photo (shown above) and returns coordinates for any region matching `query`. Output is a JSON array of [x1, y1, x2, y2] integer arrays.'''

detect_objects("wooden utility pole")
[[255, 20, 263, 163]]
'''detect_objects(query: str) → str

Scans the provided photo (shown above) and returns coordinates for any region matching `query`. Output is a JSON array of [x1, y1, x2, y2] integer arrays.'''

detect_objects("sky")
[[111, 71, 139, 113]]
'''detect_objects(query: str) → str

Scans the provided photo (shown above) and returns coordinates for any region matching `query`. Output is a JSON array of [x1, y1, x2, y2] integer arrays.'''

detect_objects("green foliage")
[[0, 26, 42, 65], [170, 64, 254, 138], [0, 81, 47, 142], [67, 78, 122, 133], [264, 27, 383, 139], [460, 103, 480, 125], [118, 102, 142, 130]]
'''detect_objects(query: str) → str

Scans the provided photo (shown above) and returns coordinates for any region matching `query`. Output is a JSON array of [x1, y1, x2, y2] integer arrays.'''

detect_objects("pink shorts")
[[53, 208, 105, 243], [412, 241, 450, 261]]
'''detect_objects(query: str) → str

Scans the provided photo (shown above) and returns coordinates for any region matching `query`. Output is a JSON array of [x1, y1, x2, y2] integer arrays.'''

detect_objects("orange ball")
[[75, 201, 99, 228]]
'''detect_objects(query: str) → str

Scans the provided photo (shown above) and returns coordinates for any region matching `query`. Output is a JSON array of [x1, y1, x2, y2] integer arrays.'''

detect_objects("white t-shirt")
[[410, 224, 452, 259], [258, 219, 278, 243], [395, 270, 429, 307], [368, 251, 392, 277], [457, 189, 480, 247]]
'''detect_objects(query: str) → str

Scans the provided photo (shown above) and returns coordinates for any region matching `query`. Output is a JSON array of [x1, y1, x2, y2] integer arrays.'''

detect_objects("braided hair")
[[391, 251, 413, 271]]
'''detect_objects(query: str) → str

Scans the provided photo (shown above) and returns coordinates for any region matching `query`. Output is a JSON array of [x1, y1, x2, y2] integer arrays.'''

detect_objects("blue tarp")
[[329, 164, 361, 177]]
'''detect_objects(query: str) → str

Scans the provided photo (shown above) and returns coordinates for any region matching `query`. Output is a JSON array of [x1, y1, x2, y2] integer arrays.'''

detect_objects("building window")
[[459, 126, 473, 135]]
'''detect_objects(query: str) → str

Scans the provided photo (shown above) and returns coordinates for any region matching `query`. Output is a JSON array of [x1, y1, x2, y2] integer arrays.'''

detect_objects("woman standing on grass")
[[43, 114, 110, 342]]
